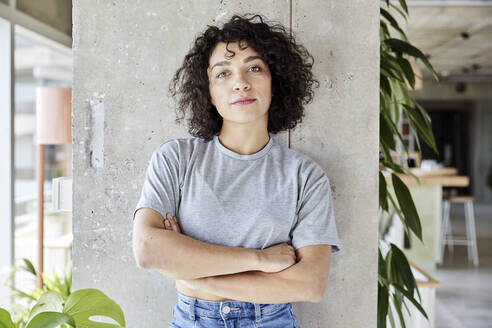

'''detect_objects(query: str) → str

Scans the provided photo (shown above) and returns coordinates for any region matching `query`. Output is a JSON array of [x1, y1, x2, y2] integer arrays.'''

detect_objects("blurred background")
[[0, 0, 491, 327], [0, 0, 72, 315], [384, 2, 492, 327]]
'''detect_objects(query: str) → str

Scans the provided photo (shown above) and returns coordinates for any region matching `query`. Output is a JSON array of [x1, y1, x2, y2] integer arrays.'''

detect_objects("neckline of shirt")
[[213, 133, 274, 160]]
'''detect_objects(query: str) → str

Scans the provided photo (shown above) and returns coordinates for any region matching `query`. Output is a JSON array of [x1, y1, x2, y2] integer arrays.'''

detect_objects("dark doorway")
[[418, 101, 474, 195]]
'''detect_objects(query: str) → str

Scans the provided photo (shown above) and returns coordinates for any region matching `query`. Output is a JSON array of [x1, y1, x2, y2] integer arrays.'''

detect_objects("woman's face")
[[207, 41, 272, 126]]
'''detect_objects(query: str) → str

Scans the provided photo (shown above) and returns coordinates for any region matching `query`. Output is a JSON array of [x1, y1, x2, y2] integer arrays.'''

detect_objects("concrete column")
[[290, 1, 379, 326], [73, 1, 379, 326]]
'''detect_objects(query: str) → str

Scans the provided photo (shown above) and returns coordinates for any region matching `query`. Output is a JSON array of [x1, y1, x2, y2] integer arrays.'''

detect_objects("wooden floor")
[[433, 204, 492, 328]]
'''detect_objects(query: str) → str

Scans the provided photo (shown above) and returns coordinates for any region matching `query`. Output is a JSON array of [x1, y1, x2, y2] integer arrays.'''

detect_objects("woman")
[[133, 14, 340, 328]]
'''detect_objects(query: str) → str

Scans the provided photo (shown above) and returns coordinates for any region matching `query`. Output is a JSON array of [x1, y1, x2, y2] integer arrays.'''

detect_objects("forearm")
[[139, 227, 261, 280], [190, 260, 320, 304]]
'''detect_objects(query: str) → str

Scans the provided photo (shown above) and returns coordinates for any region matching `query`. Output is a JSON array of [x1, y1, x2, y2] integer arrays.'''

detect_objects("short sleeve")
[[133, 141, 181, 221], [290, 163, 340, 253]]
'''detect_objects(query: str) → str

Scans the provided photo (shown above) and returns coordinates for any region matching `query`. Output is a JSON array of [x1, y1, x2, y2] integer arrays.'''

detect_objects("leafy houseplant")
[[1, 258, 125, 328], [378, 0, 439, 327]]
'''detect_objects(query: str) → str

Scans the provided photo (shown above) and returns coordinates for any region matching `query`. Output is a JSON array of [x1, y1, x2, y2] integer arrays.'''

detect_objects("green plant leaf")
[[402, 104, 438, 153], [381, 66, 404, 83], [386, 183, 410, 239], [392, 174, 423, 241], [26, 312, 75, 328], [380, 21, 390, 41], [387, 80, 404, 123], [382, 159, 404, 174], [378, 249, 387, 280], [384, 38, 438, 80], [9, 285, 37, 302], [381, 74, 392, 97], [381, 8, 407, 40], [392, 292, 407, 328], [27, 291, 64, 324], [412, 99, 432, 126], [21, 258, 37, 276], [389, 3, 407, 21], [396, 56, 415, 89], [399, 0, 408, 15], [382, 54, 406, 80], [380, 172, 389, 211], [41, 273, 55, 292], [385, 248, 395, 283], [411, 100, 437, 155], [392, 284, 429, 320], [52, 270, 61, 289], [380, 115, 396, 151], [378, 275, 390, 289], [381, 55, 405, 83], [390, 79, 412, 108], [0, 308, 15, 328], [378, 284, 389, 328], [390, 244, 417, 296], [387, 302, 396, 328], [63, 289, 126, 327], [381, 109, 408, 154]]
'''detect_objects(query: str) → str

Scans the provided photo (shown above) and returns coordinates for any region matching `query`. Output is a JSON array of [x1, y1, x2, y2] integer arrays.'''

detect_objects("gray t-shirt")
[[133, 133, 340, 253]]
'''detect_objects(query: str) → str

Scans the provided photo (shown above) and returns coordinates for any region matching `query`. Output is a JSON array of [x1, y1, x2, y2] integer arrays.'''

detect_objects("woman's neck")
[[218, 124, 270, 156]]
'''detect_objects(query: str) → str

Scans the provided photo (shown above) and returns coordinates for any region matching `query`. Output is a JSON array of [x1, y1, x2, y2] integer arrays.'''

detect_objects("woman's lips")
[[233, 99, 256, 106]]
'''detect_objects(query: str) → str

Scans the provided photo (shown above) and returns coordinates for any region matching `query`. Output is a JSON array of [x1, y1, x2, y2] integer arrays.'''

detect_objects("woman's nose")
[[233, 74, 251, 91]]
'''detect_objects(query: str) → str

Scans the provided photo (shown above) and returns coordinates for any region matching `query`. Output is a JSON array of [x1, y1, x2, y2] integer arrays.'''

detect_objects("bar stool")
[[440, 195, 479, 267]]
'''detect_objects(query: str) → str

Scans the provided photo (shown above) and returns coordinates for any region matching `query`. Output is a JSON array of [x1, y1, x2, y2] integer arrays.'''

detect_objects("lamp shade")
[[36, 87, 72, 145]]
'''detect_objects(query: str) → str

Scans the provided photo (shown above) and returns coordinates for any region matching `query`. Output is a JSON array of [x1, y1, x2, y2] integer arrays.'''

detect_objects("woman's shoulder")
[[152, 136, 210, 163], [274, 140, 324, 168], [155, 136, 208, 152], [271, 141, 331, 186]]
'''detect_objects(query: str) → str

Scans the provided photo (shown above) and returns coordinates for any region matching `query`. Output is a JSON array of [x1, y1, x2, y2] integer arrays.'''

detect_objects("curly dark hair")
[[169, 13, 319, 141]]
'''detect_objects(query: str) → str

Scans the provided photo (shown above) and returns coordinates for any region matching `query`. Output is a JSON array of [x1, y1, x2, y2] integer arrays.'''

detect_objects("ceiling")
[[390, 1, 492, 82]]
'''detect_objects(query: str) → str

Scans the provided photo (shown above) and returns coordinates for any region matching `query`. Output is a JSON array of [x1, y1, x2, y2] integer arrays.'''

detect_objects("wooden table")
[[385, 167, 469, 187]]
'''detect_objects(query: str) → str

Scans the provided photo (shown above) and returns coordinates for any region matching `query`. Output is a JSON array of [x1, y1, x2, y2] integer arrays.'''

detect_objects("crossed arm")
[[133, 208, 332, 303]]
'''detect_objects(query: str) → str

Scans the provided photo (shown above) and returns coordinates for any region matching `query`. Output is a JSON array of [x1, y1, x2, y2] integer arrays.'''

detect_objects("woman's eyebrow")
[[210, 56, 264, 70]]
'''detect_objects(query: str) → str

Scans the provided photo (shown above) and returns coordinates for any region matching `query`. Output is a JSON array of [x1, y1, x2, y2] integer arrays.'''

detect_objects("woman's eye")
[[216, 72, 227, 78], [250, 65, 261, 72]]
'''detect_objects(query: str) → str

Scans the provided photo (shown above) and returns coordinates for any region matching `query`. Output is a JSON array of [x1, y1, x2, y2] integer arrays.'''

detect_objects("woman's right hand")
[[257, 242, 297, 273]]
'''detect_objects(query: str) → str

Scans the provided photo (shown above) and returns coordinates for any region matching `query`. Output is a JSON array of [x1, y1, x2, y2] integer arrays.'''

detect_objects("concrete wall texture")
[[72, 1, 379, 327]]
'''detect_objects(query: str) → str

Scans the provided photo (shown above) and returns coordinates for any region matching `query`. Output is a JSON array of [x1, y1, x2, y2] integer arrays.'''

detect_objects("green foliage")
[[0, 308, 15, 328], [379, 0, 440, 327], [3, 258, 72, 326], [2, 259, 125, 327], [23, 289, 125, 328]]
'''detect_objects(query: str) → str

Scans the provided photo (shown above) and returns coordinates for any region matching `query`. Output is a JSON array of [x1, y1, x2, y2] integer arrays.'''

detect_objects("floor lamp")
[[35, 87, 72, 289]]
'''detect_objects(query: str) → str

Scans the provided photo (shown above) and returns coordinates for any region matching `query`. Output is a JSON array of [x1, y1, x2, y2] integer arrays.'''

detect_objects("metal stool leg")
[[447, 203, 454, 254], [440, 200, 451, 264], [464, 201, 473, 262], [466, 201, 479, 267], [440, 201, 447, 264], [445, 200, 455, 254]]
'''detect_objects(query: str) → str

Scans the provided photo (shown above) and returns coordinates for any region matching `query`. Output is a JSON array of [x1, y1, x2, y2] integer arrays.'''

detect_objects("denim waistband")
[[176, 290, 292, 322]]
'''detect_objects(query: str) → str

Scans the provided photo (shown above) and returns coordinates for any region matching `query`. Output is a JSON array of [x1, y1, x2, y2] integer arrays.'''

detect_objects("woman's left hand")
[[163, 212, 182, 233]]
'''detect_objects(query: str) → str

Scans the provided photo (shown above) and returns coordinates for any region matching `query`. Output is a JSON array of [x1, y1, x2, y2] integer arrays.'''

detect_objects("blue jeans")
[[170, 291, 300, 328]]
